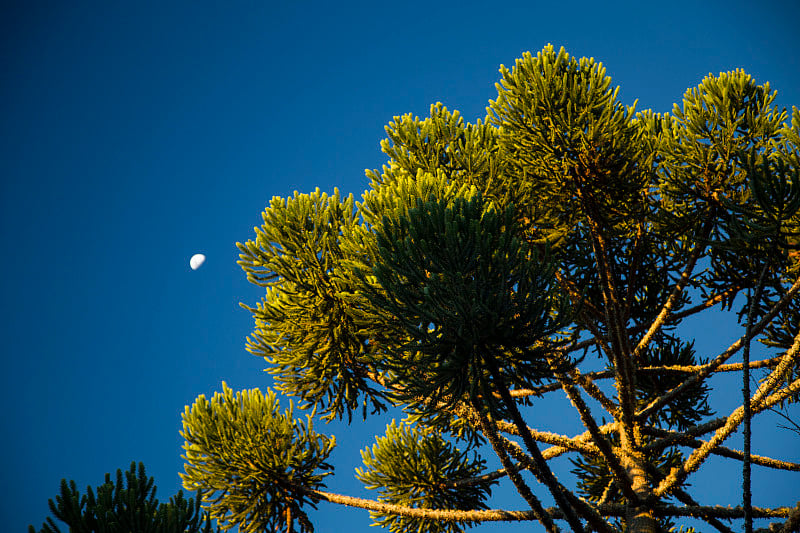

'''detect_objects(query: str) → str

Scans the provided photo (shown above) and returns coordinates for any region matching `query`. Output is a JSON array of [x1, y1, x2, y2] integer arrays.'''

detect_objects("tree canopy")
[[29, 462, 217, 533], [180, 45, 800, 533]]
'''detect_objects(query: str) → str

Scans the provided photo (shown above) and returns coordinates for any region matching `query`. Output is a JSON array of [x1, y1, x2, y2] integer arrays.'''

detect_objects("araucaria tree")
[[180, 45, 800, 533], [30, 462, 217, 533]]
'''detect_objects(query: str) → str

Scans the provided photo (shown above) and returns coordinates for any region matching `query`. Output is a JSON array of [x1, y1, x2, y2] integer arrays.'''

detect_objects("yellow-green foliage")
[[181, 383, 335, 533]]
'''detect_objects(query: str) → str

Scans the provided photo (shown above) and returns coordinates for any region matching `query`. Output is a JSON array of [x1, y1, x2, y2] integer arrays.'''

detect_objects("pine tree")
[[180, 45, 800, 533], [29, 461, 218, 533]]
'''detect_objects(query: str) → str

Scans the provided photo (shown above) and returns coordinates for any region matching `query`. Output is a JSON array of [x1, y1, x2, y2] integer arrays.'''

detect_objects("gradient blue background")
[[3, 2, 799, 531]]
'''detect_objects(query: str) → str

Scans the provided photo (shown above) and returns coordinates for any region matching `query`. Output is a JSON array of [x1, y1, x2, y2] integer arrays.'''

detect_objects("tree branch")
[[655, 376, 800, 497], [556, 371, 639, 503], [636, 275, 800, 422], [472, 403, 559, 532], [641, 426, 800, 471], [508, 355, 782, 399], [482, 356, 587, 532], [301, 486, 796, 522], [632, 211, 714, 362], [670, 487, 735, 533]]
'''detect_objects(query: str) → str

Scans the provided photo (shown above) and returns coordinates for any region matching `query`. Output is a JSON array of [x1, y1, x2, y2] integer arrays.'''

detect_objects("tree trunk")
[[623, 447, 658, 533]]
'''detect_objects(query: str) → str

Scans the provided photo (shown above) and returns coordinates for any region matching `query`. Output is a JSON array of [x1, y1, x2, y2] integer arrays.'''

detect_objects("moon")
[[190, 253, 206, 270]]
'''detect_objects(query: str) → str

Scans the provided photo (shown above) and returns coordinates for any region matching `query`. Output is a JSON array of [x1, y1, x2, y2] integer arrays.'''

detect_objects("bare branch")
[[472, 404, 558, 532], [632, 213, 714, 362], [670, 487, 736, 533], [642, 426, 800, 471], [557, 371, 638, 503], [301, 487, 796, 522], [637, 275, 800, 422], [508, 355, 782, 400], [655, 377, 800, 497]]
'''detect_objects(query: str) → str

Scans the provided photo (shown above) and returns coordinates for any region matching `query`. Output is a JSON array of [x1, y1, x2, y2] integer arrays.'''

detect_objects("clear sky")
[[2, 1, 799, 532]]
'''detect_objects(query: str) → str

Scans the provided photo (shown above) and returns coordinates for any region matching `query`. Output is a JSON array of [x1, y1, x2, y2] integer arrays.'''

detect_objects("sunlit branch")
[[636, 275, 800, 422], [507, 355, 782, 400], [641, 426, 800, 471], [591, 228, 637, 443], [751, 330, 800, 405], [302, 486, 799, 522], [639, 356, 785, 374], [632, 210, 715, 363], [654, 377, 800, 497], [557, 371, 639, 503], [667, 284, 743, 323], [299, 486, 796, 523], [472, 402, 558, 533], [483, 356, 588, 532], [570, 367, 619, 415], [670, 488, 736, 533], [537, 422, 619, 461], [498, 433, 619, 533], [559, 283, 746, 358]]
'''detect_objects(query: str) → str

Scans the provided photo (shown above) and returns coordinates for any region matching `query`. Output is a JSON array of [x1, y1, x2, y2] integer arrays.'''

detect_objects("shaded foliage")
[[29, 462, 216, 533]]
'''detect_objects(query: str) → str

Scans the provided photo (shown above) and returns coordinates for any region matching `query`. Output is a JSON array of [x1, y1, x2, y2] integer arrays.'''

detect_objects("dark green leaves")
[[636, 337, 713, 431], [356, 421, 494, 533], [181, 384, 335, 533], [29, 462, 216, 533], [370, 188, 571, 414]]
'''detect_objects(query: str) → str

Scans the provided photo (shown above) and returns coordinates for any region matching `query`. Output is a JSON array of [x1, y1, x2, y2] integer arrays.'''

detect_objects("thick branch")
[[557, 372, 639, 503], [482, 356, 587, 532], [670, 488, 735, 533], [472, 404, 558, 532], [538, 422, 619, 461], [570, 367, 619, 415], [302, 487, 796, 521]]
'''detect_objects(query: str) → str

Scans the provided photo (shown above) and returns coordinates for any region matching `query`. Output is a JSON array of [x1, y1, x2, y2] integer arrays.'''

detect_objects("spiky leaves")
[[29, 462, 215, 533], [377, 103, 507, 203], [181, 384, 335, 533], [237, 189, 385, 421], [368, 179, 571, 415], [489, 45, 650, 243], [658, 70, 789, 279], [356, 421, 495, 533]]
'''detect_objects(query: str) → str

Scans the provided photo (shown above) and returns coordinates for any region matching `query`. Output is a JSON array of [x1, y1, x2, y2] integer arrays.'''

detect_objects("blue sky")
[[2, 1, 799, 532]]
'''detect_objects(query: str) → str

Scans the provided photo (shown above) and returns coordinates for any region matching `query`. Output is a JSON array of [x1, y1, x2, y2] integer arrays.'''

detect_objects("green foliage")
[[237, 188, 386, 421], [489, 45, 650, 241], [658, 69, 784, 222], [181, 383, 335, 533], [369, 186, 572, 415], [636, 336, 713, 431], [377, 103, 507, 203], [356, 421, 495, 533], [29, 462, 216, 533], [208, 44, 800, 533]]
